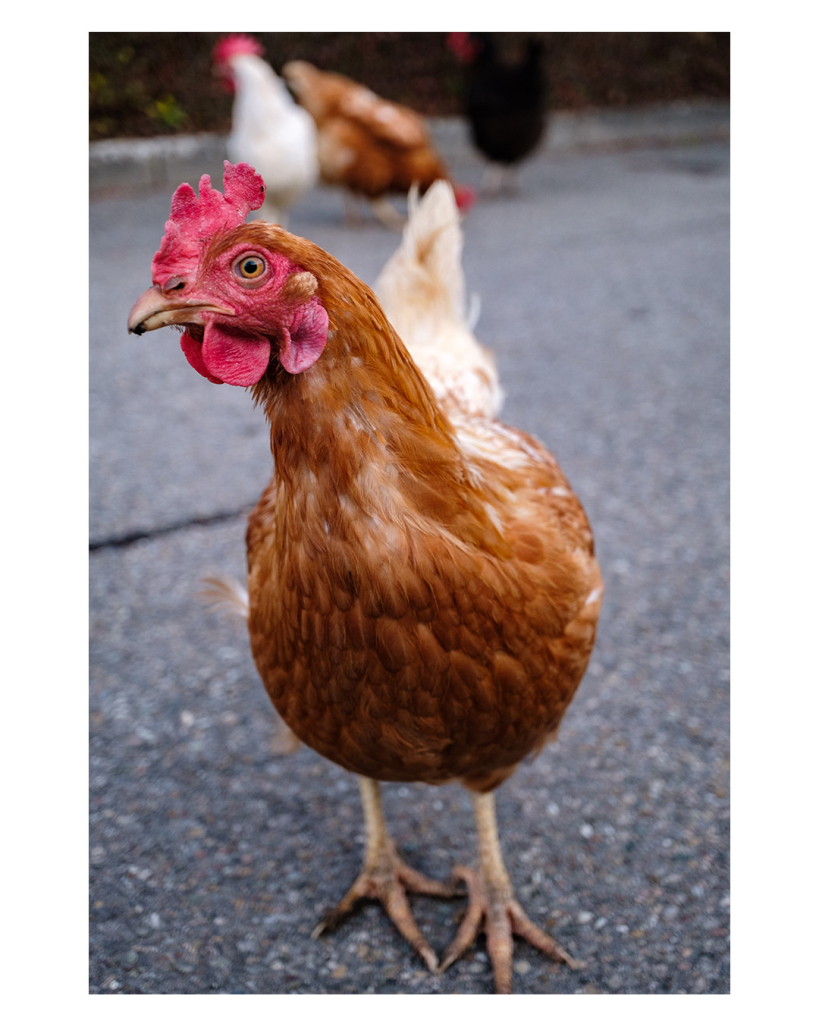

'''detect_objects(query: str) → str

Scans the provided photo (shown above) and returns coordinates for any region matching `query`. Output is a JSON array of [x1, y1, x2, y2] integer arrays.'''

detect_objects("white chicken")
[[213, 35, 319, 228]]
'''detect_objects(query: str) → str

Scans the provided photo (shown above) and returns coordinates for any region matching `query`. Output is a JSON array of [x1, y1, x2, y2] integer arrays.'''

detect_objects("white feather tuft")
[[198, 574, 301, 755], [198, 575, 249, 620], [374, 180, 503, 419]]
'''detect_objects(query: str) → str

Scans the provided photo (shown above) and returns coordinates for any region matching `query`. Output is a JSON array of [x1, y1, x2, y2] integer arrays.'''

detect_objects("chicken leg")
[[439, 790, 579, 993], [480, 162, 520, 196], [341, 191, 406, 231], [367, 196, 407, 232], [312, 776, 461, 971]]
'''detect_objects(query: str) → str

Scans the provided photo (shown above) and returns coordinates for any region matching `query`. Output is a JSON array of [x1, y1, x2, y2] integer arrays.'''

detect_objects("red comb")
[[446, 32, 481, 63], [152, 162, 266, 285], [213, 33, 264, 66], [454, 183, 477, 214]]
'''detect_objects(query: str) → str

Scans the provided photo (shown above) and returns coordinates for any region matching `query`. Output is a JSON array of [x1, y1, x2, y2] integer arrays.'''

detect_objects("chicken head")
[[128, 162, 328, 382]]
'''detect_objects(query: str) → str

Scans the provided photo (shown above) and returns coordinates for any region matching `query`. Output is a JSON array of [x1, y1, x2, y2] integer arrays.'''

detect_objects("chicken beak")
[[127, 285, 233, 336]]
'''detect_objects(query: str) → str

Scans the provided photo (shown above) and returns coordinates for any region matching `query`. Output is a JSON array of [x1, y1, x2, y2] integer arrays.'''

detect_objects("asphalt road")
[[89, 111, 729, 994]]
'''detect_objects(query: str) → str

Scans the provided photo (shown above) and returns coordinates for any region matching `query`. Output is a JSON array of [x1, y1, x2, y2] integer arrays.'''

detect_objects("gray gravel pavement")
[[90, 104, 729, 994]]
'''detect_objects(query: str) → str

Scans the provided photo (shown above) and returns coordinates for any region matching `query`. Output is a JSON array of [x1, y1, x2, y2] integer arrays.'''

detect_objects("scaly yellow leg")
[[440, 790, 579, 993], [312, 776, 461, 972]]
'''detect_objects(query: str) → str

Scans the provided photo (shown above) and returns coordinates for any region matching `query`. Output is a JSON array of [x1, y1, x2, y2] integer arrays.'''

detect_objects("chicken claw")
[[439, 791, 579, 993], [312, 777, 462, 972]]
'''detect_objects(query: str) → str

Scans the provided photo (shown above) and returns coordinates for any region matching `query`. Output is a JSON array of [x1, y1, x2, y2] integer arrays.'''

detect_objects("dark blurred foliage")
[[89, 32, 730, 141]]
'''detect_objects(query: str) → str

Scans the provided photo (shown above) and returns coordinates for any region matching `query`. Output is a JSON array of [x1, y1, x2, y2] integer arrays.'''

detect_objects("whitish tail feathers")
[[197, 575, 301, 755], [374, 180, 503, 419], [198, 575, 249, 619]]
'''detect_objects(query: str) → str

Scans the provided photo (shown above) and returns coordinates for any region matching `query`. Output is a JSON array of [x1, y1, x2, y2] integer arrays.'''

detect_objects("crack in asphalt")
[[89, 507, 251, 552]]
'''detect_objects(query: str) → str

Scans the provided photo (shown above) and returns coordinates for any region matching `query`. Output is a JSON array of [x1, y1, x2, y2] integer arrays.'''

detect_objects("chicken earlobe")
[[311, 776, 462, 972], [277, 297, 329, 375]]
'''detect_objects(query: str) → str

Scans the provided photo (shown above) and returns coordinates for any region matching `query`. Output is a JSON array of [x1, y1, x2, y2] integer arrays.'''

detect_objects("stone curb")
[[90, 100, 729, 193]]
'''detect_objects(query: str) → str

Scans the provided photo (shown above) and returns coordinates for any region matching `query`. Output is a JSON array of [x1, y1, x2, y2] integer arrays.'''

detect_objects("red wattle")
[[181, 331, 223, 384], [201, 322, 272, 386]]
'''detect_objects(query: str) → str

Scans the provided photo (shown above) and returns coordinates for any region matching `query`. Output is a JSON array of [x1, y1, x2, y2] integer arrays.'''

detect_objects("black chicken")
[[447, 32, 548, 194]]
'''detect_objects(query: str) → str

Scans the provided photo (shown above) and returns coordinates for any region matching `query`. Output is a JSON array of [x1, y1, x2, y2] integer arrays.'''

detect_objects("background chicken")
[[281, 59, 475, 229], [447, 32, 548, 195], [213, 34, 318, 227], [127, 161, 603, 994]]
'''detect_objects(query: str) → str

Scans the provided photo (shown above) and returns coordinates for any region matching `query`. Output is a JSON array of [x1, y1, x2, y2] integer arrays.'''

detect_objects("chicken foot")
[[368, 197, 407, 232], [480, 162, 521, 197], [312, 775, 462, 972], [341, 191, 406, 231], [439, 790, 579, 993]]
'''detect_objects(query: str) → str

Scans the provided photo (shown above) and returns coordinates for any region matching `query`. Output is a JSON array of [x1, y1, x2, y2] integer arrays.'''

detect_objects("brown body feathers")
[[239, 226, 602, 793]]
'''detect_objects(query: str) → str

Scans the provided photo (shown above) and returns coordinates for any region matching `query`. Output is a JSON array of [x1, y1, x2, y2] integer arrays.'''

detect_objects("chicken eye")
[[235, 254, 267, 280]]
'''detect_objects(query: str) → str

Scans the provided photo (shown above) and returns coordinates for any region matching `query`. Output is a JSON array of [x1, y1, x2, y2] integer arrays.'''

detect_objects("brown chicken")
[[127, 162, 603, 993], [281, 59, 475, 228]]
